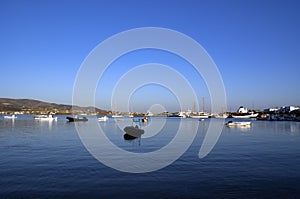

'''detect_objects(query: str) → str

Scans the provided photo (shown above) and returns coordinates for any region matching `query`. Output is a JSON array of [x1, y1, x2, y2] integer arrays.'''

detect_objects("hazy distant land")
[[0, 98, 108, 115]]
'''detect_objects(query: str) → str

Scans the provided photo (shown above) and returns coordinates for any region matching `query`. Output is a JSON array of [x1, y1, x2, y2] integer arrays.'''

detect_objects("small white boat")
[[191, 97, 210, 119], [214, 113, 229, 119], [189, 112, 211, 119], [145, 112, 154, 117], [4, 114, 17, 119], [98, 116, 109, 121], [190, 114, 210, 119], [226, 121, 251, 127], [34, 114, 57, 121], [124, 125, 144, 138], [112, 115, 123, 118]]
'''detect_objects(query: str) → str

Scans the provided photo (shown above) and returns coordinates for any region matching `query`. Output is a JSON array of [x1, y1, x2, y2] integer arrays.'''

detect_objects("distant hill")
[[0, 98, 108, 114]]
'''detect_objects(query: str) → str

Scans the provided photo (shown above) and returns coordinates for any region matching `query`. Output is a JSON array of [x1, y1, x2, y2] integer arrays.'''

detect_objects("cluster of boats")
[[3, 114, 58, 121], [1, 114, 148, 123], [170, 106, 258, 119], [2, 105, 259, 122], [2, 106, 256, 130], [2, 112, 252, 142]]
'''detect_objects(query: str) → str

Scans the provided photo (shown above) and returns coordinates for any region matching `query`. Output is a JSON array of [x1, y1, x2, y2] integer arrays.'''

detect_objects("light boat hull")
[[232, 113, 258, 119], [226, 121, 251, 127]]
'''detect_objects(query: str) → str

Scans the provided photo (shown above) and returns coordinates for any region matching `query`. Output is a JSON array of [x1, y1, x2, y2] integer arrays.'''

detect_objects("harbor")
[[2, 99, 300, 122], [1, 116, 300, 198], [1, 0, 300, 197]]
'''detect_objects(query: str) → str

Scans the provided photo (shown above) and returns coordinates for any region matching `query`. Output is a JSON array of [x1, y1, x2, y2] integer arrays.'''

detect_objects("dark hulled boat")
[[66, 116, 88, 122]]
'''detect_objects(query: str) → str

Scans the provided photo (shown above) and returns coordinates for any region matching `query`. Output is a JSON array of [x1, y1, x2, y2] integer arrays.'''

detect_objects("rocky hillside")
[[0, 98, 107, 114]]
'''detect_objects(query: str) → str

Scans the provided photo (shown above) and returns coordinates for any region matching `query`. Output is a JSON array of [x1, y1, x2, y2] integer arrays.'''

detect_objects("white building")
[[264, 107, 279, 113], [280, 106, 299, 113]]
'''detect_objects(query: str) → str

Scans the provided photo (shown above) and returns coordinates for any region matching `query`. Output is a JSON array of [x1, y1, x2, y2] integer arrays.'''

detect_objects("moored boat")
[[98, 115, 109, 121], [66, 116, 88, 122], [231, 113, 258, 119], [145, 112, 154, 117], [214, 113, 229, 119], [190, 112, 210, 119], [191, 97, 210, 119], [4, 114, 17, 119], [34, 114, 57, 121], [124, 125, 144, 138], [132, 117, 149, 123], [225, 121, 251, 127], [231, 106, 258, 119], [141, 117, 148, 122], [112, 115, 123, 118]]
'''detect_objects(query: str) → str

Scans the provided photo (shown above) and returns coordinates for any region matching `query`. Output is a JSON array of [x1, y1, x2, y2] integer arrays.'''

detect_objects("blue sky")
[[0, 0, 300, 112]]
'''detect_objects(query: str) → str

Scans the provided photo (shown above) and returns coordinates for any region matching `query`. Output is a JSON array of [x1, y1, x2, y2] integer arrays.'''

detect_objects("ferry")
[[232, 113, 258, 119], [231, 106, 258, 119]]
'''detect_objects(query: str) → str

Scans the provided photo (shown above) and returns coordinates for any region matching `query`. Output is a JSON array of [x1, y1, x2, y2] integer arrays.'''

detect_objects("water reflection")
[[225, 124, 251, 132], [36, 119, 56, 131], [123, 133, 138, 140], [3, 118, 16, 128], [256, 120, 300, 135]]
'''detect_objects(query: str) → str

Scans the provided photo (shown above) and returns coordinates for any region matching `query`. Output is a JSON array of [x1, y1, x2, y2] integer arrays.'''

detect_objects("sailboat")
[[190, 98, 210, 119], [111, 105, 124, 118], [111, 114, 123, 118], [214, 107, 229, 118]]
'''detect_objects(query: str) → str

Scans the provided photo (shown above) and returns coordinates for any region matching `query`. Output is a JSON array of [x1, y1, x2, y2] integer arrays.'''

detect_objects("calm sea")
[[1, 115, 300, 198]]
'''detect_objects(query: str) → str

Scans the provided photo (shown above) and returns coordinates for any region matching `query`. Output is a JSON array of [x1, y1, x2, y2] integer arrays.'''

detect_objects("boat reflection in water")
[[123, 133, 138, 140]]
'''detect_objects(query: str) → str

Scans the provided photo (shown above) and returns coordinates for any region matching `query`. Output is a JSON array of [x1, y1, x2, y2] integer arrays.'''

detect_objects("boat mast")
[[202, 97, 204, 113]]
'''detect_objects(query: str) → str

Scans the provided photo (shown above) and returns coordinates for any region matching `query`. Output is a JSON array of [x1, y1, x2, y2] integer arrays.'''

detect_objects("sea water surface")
[[1, 115, 300, 198]]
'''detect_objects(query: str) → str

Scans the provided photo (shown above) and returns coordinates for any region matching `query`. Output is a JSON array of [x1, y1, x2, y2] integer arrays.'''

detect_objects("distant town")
[[0, 98, 299, 122]]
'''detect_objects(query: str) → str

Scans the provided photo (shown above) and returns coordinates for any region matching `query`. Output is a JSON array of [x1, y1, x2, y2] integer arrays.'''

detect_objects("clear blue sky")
[[1, 0, 299, 112]]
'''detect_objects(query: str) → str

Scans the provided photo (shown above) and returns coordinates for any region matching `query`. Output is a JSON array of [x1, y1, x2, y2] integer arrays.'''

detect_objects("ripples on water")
[[0, 115, 300, 198]]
